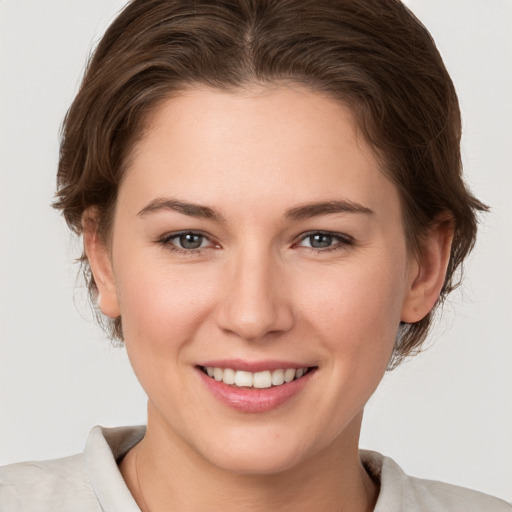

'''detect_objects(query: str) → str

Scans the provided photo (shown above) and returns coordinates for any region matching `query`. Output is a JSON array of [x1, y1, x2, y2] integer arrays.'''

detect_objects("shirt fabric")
[[0, 425, 510, 511]]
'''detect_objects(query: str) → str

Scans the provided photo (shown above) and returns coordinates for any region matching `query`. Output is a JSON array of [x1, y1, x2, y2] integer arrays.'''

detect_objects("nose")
[[215, 248, 294, 341]]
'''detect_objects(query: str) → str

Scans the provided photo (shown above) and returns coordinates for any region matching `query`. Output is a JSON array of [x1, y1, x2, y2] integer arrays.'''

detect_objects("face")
[[90, 85, 426, 474]]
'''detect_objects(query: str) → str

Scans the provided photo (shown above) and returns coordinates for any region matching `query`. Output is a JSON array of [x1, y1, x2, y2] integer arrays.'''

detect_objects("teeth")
[[271, 369, 284, 386], [222, 368, 236, 385], [284, 368, 296, 382], [235, 370, 253, 387], [253, 371, 272, 389], [203, 366, 310, 388]]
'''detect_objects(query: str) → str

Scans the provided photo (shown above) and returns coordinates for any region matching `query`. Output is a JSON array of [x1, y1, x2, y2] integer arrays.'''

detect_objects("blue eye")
[[297, 232, 353, 251], [177, 233, 206, 249], [306, 233, 334, 248], [159, 231, 214, 252]]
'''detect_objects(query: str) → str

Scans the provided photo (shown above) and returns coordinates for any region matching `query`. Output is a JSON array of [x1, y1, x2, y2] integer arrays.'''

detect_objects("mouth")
[[199, 366, 316, 389], [197, 362, 317, 413]]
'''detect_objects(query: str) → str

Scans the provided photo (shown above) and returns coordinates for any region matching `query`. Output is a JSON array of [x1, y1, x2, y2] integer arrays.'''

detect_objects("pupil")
[[310, 233, 332, 248], [180, 233, 202, 249]]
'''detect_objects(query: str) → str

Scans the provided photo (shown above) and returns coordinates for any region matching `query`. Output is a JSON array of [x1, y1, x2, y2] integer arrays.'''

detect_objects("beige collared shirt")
[[1, 426, 510, 511]]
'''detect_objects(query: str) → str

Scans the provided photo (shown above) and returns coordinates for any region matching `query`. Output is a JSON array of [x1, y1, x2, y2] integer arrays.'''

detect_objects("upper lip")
[[198, 359, 315, 373]]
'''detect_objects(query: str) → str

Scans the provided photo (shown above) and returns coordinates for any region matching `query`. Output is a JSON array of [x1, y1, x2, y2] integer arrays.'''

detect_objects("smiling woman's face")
[[87, 85, 428, 474]]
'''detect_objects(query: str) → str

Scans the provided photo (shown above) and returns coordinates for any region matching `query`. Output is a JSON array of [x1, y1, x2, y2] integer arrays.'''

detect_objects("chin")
[[209, 449, 305, 476], [194, 429, 313, 476]]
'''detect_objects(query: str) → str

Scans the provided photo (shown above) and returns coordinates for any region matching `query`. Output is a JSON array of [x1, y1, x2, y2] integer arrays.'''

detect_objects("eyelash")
[[157, 231, 218, 255], [157, 230, 354, 255], [294, 231, 354, 253]]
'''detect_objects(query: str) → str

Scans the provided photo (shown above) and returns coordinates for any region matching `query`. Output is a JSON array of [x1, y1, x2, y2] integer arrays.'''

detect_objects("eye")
[[296, 231, 353, 251], [176, 232, 207, 249], [304, 233, 334, 249], [158, 231, 216, 252]]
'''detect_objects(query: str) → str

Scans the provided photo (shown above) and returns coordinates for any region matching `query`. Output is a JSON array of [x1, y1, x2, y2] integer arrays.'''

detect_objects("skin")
[[84, 85, 453, 511]]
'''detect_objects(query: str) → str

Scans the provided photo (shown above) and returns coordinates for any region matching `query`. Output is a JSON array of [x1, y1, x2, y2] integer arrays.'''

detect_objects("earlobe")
[[401, 218, 454, 323], [82, 208, 120, 318]]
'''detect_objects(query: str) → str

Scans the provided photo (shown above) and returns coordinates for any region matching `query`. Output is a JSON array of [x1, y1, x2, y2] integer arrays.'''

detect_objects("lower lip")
[[197, 368, 315, 413]]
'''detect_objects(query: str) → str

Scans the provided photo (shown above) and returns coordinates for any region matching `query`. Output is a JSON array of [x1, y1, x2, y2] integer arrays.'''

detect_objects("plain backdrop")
[[1, 0, 511, 503]]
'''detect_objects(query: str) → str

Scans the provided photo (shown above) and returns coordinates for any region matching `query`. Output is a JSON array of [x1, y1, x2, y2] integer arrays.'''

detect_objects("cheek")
[[298, 256, 406, 363], [114, 258, 218, 357], [113, 261, 223, 406]]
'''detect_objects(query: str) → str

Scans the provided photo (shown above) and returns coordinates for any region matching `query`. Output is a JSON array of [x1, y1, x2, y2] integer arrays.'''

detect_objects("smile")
[[201, 366, 312, 388], [197, 363, 317, 412]]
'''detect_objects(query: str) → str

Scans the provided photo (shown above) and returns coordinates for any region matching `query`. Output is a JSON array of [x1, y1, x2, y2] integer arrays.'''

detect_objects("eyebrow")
[[137, 198, 373, 222], [137, 198, 225, 222], [284, 200, 373, 220]]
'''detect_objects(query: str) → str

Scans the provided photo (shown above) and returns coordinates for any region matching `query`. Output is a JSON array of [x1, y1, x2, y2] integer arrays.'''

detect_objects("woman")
[[1, 0, 510, 510]]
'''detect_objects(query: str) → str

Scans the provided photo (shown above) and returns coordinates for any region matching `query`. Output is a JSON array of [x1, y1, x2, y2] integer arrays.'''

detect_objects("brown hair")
[[54, 0, 487, 367]]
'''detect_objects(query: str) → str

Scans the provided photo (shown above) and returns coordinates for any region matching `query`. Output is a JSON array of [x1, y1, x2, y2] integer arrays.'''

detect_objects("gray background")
[[1, 0, 511, 502]]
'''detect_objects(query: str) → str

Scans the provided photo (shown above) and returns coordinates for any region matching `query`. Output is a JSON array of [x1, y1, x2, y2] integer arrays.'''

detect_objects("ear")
[[82, 207, 120, 318], [401, 216, 454, 323]]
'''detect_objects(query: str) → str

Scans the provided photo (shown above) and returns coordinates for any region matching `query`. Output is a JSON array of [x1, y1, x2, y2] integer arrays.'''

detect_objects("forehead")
[[120, 85, 401, 221]]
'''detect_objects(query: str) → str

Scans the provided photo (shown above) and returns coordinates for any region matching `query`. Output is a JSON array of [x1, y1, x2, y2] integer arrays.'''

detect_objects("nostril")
[[216, 303, 295, 342]]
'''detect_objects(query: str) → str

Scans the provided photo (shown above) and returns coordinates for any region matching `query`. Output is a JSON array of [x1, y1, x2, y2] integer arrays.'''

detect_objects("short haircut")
[[54, 0, 487, 367]]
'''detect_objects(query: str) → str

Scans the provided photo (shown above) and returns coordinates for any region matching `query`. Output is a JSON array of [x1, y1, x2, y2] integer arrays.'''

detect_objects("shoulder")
[[361, 450, 512, 512], [0, 453, 101, 512], [0, 425, 144, 512], [404, 474, 512, 512]]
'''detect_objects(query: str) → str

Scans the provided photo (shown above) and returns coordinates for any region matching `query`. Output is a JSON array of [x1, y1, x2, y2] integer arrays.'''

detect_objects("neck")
[[120, 407, 378, 512]]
